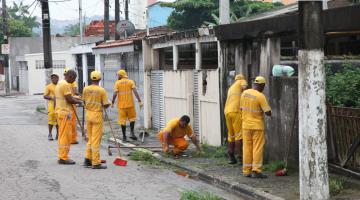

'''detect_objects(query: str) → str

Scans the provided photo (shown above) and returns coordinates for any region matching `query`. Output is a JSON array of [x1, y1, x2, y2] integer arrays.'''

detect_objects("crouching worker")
[[55, 70, 83, 165], [83, 71, 111, 169], [157, 116, 201, 157]]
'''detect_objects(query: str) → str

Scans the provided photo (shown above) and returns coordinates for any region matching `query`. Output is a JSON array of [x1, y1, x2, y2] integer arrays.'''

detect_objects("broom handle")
[[72, 106, 86, 139], [284, 99, 298, 167], [104, 109, 122, 157]]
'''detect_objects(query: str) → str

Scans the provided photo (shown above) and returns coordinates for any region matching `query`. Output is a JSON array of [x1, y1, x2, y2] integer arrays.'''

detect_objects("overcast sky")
[[10, 0, 117, 20]]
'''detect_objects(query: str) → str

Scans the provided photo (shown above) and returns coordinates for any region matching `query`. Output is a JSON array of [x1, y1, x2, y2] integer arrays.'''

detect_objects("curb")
[[106, 137, 284, 200]]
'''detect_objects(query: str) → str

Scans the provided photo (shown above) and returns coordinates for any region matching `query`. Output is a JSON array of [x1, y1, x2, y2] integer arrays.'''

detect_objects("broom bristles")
[[113, 157, 127, 166]]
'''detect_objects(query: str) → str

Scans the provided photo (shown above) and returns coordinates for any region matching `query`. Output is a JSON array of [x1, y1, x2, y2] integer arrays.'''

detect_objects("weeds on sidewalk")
[[129, 150, 161, 166], [189, 144, 229, 168], [329, 177, 344, 195], [263, 160, 285, 172], [36, 105, 46, 114], [180, 190, 223, 200]]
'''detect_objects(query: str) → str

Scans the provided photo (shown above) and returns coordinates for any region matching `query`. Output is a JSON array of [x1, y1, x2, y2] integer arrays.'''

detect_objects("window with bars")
[[35, 60, 66, 69]]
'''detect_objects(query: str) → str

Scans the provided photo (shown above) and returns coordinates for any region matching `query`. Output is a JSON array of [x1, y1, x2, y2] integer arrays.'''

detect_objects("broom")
[[72, 106, 87, 141], [104, 109, 127, 166], [276, 99, 298, 176]]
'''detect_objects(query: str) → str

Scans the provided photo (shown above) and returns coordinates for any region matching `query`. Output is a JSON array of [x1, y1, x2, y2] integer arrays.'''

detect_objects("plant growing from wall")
[[326, 62, 360, 108]]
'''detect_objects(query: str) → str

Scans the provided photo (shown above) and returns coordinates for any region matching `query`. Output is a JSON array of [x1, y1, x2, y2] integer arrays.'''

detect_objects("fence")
[[327, 105, 360, 171]]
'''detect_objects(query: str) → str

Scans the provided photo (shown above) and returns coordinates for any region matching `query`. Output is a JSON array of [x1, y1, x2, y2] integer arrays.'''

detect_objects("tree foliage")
[[0, 2, 40, 43], [326, 62, 360, 108], [161, 0, 283, 30], [64, 23, 80, 37]]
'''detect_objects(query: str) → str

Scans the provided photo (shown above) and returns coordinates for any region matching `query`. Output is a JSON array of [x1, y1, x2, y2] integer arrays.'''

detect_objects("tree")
[[0, 2, 40, 43], [161, 0, 283, 30], [64, 23, 80, 37]]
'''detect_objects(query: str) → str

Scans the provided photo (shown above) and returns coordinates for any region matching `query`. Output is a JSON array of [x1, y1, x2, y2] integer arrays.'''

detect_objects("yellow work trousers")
[[57, 114, 72, 160], [225, 112, 242, 142], [157, 131, 189, 155], [85, 121, 103, 166], [118, 107, 136, 125], [70, 109, 78, 143], [48, 104, 57, 126], [242, 129, 265, 175]]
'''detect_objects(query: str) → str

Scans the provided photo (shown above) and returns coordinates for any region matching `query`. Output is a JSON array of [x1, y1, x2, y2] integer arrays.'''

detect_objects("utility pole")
[[79, 0, 83, 43], [298, 1, 330, 200], [219, 0, 230, 24], [146, 8, 150, 36], [2, 0, 10, 95], [115, 0, 120, 40], [125, 0, 129, 20], [41, 0, 53, 85], [104, 0, 110, 41]]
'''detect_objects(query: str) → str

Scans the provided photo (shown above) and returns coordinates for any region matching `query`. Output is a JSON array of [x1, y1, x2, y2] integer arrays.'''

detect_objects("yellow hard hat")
[[235, 74, 245, 81], [90, 71, 101, 81], [117, 69, 128, 78], [254, 76, 266, 84], [64, 67, 70, 74]]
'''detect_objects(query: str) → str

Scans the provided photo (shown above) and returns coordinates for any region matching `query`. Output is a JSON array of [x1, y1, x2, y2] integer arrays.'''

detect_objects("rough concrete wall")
[[265, 77, 299, 165]]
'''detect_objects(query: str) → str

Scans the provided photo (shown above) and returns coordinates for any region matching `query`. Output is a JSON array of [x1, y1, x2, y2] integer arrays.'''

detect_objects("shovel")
[[104, 109, 127, 167]]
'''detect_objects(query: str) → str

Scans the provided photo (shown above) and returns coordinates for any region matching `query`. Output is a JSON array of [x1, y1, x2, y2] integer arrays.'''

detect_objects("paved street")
[[0, 95, 241, 200]]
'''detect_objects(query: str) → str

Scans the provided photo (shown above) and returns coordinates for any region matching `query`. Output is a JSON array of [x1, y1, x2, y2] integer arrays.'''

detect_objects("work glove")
[[139, 102, 144, 110]]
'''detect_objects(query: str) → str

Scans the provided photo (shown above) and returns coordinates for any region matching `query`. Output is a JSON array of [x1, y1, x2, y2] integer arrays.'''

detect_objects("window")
[[201, 42, 218, 69], [159, 47, 173, 70], [178, 44, 195, 70], [35, 60, 66, 69]]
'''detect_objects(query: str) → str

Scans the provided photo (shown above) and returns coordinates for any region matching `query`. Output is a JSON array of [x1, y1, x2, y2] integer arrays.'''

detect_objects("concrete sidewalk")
[[103, 125, 360, 200]]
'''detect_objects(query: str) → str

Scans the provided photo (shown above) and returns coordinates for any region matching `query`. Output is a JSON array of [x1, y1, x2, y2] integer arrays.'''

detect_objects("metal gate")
[[151, 70, 165, 130], [193, 70, 200, 136], [103, 54, 121, 119]]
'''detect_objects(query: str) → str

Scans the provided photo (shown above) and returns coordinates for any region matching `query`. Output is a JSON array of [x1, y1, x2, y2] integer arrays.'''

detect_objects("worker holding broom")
[[157, 116, 201, 158], [55, 70, 83, 165], [224, 74, 247, 164], [60, 68, 80, 144], [44, 73, 59, 141], [241, 76, 271, 178], [83, 71, 111, 169], [112, 69, 143, 142]]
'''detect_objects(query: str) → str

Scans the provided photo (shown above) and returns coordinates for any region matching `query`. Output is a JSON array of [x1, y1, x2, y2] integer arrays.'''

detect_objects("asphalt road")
[[0, 95, 242, 200]]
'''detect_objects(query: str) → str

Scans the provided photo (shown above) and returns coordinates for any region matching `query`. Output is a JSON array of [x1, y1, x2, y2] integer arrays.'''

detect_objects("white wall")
[[198, 70, 222, 146], [129, 0, 147, 29], [163, 70, 194, 125], [26, 52, 76, 95]]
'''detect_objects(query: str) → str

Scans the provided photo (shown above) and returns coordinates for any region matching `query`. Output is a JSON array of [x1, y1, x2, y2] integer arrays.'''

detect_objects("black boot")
[[129, 132, 138, 140], [83, 158, 92, 168], [228, 153, 237, 165], [122, 134, 127, 142], [58, 159, 76, 165], [48, 134, 54, 141], [92, 164, 107, 169]]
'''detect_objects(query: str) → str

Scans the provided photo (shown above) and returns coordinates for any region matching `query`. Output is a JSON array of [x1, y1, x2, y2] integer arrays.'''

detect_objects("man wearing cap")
[[224, 74, 248, 164], [55, 69, 83, 165], [157, 115, 201, 157], [44, 73, 59, 141], [241, 76, 271, 178], [83, 71, 111, 169], [112, 69, 143, 141], [60, 68, 80, 144]]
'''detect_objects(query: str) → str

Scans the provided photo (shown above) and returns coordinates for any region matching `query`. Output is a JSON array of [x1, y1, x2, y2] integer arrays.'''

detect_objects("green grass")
[[180, 190, 223, 200], [329, 177, 344, 195], [263, 160, 285, 172], [36, 105, 46, 113], [193, 144, 227, 159], [129, 150, 161, 166]]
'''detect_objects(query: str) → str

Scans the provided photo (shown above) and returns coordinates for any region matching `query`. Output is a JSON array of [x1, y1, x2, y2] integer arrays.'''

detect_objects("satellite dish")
[[116, 20, 135, 38]]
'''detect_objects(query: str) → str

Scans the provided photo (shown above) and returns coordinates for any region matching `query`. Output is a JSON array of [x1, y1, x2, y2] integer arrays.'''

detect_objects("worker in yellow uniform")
[[112, 70, 143, 142], [83, 71, 111, 169], [224, 74, 247, 164], [44, 73, 59, 141], [60, 68, 80, 144], [55, 70, 83, 165], [157, 115, 201, 157], [240, 76, 271, 178]]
